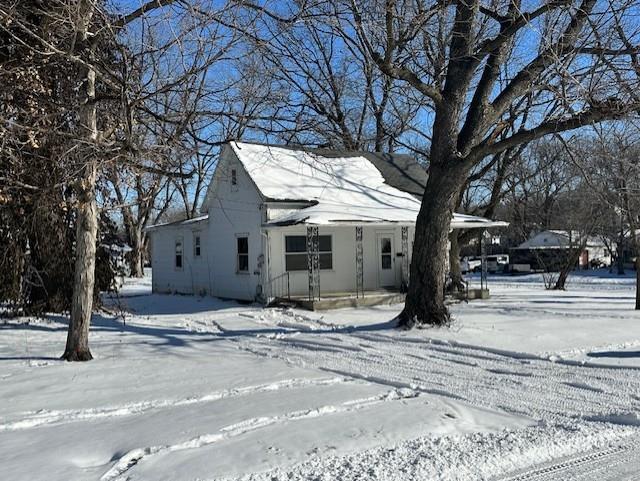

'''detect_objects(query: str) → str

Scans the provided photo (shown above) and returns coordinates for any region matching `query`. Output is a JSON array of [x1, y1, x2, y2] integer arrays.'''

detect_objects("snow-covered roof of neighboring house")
[[146, 214, 208, 232], [230, 142, 507, 228], [101, 243, 132, 253], [515, 230, 606, 250]]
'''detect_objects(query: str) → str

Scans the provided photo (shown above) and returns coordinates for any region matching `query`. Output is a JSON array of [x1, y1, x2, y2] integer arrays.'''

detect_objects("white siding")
[[266, 225, 412, 296], [205, 150, 265, 301], [150, 142, 421, 302], [150, 223, 210, 295]]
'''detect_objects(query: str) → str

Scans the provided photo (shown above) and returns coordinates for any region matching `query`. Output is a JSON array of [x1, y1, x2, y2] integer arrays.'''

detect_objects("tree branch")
[[472, 102, 635, 159]]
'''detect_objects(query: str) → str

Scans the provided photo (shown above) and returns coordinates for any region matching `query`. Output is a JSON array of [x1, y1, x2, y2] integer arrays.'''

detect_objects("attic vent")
[[231, 168, 237, 185]]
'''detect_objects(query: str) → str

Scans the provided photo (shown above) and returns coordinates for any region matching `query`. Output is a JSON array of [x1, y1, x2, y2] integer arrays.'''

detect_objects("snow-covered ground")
[[1, 270, 640, 481]]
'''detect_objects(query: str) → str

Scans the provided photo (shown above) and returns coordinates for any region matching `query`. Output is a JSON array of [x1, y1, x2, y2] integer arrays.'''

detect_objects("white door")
[[376, 234, 395, 288]]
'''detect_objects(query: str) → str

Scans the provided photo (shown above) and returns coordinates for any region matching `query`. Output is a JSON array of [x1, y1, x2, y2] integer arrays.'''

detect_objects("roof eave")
[[145, 215, 209, 233], [451, 220, 510, 230]]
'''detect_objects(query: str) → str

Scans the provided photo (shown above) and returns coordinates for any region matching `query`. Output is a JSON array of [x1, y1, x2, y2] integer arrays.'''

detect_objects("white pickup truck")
[[460, 255, 509, 274]]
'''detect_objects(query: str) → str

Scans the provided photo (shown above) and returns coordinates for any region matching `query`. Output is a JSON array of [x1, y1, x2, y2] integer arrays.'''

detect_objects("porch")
[[261, 223, 412, 307], [261, 223, 500, 311], [268, 287, 479, 311], [286, 288, 405, 311]]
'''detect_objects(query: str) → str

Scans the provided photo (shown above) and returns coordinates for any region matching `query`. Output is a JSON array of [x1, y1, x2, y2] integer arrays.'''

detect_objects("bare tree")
[[169, 61, 277, 218], [568, 124, 640, 308], [331, 0, 640, 326], [449, 141, 527, 290], [1, 0, 240, 359], [552, 189, 609, 290], [243, 4, 428, 151]]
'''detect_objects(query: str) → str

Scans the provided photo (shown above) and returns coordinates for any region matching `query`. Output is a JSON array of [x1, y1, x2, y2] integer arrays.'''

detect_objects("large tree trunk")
[[398, 163, 466, 327], [129, 229, 145, 278], [448, 232, 465, 292], [63, 160, 97, 361], [62, 9, 97, 361]]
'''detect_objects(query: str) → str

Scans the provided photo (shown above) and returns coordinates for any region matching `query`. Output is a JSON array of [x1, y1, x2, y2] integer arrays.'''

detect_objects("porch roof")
[[264, 209, 508, 229]]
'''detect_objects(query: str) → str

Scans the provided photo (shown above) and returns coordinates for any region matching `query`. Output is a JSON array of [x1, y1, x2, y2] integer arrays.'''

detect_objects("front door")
[[376, 234, 395, 288]]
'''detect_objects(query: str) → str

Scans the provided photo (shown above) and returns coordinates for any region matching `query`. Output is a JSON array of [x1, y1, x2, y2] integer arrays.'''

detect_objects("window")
[[285, 235, 332, 271], [194, 234, 201, 257], [175, 239, 183, 269], [231, 168, 238, 191], [237, 235, 249, 273], [380, 237, 392, 269]]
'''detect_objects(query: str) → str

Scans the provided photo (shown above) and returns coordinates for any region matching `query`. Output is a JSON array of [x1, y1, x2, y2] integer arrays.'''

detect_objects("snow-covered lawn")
[[2, 270, 640, 480]]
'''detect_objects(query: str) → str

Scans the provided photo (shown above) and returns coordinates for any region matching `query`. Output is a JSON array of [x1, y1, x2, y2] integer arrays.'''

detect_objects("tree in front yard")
[[337, 0, 640, 326]]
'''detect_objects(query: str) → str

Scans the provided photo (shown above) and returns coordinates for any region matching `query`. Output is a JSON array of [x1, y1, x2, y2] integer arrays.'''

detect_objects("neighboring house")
[[147, 142, 506, 307], [511, 230, 612, 270]]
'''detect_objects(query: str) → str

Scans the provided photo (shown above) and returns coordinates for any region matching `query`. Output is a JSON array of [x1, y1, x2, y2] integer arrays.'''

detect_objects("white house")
[[513, 230, 612, 269], [147, 142, 506, 308]]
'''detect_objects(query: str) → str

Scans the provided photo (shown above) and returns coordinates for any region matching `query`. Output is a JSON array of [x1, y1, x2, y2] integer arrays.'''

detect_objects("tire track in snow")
[[0, 376, 348, 432], [100, 387, 420, 481], [494, 440, 640, 480], [175, 309, 640, 478], [227, 325, 640, 480], [231, 326, 640, 426]]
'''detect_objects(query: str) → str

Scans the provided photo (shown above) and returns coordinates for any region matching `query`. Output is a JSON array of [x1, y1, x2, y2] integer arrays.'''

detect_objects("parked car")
[[460, 255, 509, 274], [460, 257, 482, 274], [487, 254, 509, 273]]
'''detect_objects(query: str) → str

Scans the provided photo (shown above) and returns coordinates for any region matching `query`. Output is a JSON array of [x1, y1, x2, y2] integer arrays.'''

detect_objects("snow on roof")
[[231, 142, 507, 228], [231, 141, 410, 204], [515, 230, 606, 249], [101, 243, 132, 252], [146, 214, 209, 232]]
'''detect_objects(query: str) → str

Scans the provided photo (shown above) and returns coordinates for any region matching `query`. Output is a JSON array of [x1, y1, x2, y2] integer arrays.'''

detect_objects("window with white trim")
[[236, 235, 249, 273], [194, 234, 201, 257], [175, 238, 183, 269], [285, 235, 332, 271]]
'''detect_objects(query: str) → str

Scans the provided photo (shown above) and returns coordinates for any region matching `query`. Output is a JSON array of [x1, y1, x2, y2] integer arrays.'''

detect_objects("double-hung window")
[[285, 235, 332, 271], [175, 238, 183, 269], [194, 234, 201, 257], [236, 235, 249, 273]]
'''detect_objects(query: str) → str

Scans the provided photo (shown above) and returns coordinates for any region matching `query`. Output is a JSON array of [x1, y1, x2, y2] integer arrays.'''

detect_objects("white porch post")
[[355, 226, 364, 298], [401, 226, 409, 291], [259, 230, 270, 304], [481, 229, 489, 291], [306, 226, 320, 301]]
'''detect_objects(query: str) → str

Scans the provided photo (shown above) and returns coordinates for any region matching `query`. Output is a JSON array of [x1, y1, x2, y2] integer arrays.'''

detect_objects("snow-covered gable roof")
[[229, 142, 506, 228], [516, 230, 605, 249]]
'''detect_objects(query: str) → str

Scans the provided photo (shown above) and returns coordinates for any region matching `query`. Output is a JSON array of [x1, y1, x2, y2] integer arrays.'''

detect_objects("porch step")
[[272, 289, 488, 311], [291, 292, 406, 311], [267, 298, 299, 309]]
